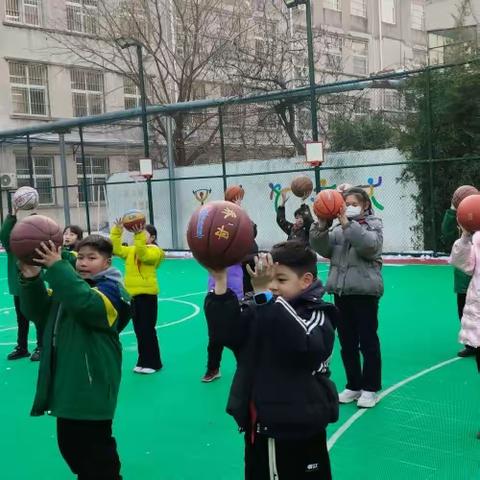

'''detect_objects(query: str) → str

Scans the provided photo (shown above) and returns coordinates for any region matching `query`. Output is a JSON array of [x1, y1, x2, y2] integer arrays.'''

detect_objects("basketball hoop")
[[305, 141, 324, 167], [139, 158, 153, 180]]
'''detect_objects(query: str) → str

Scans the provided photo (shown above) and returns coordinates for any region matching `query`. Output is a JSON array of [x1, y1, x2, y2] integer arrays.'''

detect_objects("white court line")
[[327, 357, 461, 451]]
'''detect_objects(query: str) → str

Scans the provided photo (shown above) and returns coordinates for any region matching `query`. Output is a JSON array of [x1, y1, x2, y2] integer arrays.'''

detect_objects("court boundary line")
[[327, 356, 461, 451]]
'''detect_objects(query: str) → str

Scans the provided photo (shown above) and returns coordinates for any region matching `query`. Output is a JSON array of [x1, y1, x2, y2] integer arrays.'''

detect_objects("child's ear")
[[302, 272, 314, 287]]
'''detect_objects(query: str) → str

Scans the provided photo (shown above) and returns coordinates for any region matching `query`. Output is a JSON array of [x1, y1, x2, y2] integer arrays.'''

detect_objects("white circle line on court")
[[327, 356, 462, 451]]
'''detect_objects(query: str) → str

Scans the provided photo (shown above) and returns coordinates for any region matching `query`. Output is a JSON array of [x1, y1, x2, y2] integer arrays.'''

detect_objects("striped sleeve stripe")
[[92, 288, 118, 327], [276, 297, 326, 335], [276, 297, 308, 332]]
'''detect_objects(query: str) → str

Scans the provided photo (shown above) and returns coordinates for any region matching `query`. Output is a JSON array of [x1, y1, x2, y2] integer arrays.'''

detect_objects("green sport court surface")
[[0, 254, 479, 480]]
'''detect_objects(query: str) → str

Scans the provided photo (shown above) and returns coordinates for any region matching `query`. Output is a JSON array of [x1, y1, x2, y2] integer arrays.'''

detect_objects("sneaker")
[[357, 391, 378, 408], [458, 347, 476, 358], [30, 348, 41, 362], [133, 366, 143, 373], [139, 368, 158, 374], [201, 369, 221, 383], [338, 389, 361, 404], [7, 346, 30, 361]]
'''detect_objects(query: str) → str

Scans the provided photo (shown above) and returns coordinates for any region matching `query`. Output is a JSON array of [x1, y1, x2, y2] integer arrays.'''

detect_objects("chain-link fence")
[[1, 61, 479, 254]]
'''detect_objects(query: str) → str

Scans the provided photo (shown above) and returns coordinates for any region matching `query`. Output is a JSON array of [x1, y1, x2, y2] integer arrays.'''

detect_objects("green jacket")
[[19, 260, 131, 420], [441, 208, 471, 294], [0, 214, 20, 295]]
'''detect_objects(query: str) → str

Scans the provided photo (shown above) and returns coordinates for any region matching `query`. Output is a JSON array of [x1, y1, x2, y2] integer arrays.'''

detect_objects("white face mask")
[[345, 205, 362, 219]]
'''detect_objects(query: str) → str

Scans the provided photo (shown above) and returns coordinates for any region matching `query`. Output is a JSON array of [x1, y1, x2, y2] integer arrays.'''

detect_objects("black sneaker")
[[7, 346, 30, 360], [458, 347, 476, 358], [30, 348, 41, 362]]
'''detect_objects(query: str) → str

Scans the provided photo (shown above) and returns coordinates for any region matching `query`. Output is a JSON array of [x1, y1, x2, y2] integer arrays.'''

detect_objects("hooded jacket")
[[310, 215, 384, 297], [204, 280, 339, 440], [18, 261, 131, 420]]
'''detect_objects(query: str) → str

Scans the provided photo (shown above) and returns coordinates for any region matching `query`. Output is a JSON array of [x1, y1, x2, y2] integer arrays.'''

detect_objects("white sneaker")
[[357, 391, 378, 408], [338, 389, 362, 404], [139, 368, 157, 374], [133, 366, 143, 373]]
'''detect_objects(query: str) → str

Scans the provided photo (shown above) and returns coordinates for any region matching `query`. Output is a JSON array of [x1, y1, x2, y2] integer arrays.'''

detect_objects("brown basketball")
[[122, 209, 146, 232], [224, 185, 245, 203], [187, 201, 254, 270], [457, 195, 480, 232], [313, 190, 345, 220], [10, 215, 63, 265], [291, 176, 314, 198], [452, 185, 478, 209]]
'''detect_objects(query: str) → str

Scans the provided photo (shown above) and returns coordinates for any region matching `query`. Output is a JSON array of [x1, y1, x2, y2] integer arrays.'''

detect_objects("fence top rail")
[[0, 60, 475, 142]]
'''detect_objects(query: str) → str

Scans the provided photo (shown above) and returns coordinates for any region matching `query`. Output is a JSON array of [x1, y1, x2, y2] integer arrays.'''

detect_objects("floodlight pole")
[[285, 0, 320, 192]]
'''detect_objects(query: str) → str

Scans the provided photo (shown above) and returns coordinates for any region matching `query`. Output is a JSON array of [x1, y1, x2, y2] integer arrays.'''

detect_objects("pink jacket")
[[450, 232, 480, 347]]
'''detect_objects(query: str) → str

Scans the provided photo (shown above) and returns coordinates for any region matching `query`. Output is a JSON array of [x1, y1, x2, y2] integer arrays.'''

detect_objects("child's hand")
[[280, 191, 289, 206], [337, 205, 349, 228], [130, 225, 144, 234], [33, 241, 62, 268], [246, 253, 275, 291], [18, 261, 41, 278], [114, 218, 124, 230]]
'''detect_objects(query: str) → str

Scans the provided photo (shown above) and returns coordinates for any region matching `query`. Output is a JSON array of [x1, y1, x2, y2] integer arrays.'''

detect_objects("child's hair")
[[294, 208, 306, 219], [63, 225, 84, 240], [145, 224, 158, 245], [343, 187, 373, 215], [271, 241, 318, 278], [77, 235, 113, 258]]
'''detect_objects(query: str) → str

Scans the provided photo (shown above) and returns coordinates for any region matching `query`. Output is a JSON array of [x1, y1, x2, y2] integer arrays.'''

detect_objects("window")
[[71, 69, 104, 117], [9, 62, 48, 116], [76, 156, 109, 202], [383, 90, 402, 111], [352, 40, 368, 75], [325, 35, 343, 71], [324, 0, 341, 11], [6, 0, 41, 25], [351, 0, 366, 17], [411, 0, 425, 30], [123, 77, 141, 110], [16, 155, 55, 205], [382, 0, 396, 24], [66, 0, 98, 34]]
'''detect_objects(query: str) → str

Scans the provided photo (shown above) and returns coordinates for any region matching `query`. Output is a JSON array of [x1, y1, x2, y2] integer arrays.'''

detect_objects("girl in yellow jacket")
[[111, 221, 165, 374]]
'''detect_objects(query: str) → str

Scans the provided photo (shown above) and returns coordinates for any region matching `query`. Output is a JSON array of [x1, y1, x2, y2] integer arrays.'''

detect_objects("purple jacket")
[[208, 264, 244, 300]]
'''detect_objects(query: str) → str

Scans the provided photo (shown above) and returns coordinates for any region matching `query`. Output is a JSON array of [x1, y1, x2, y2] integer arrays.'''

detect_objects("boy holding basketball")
[[205, 242, 338, 480], [276, 192, 314, 244], [17, 235, 131, 479]]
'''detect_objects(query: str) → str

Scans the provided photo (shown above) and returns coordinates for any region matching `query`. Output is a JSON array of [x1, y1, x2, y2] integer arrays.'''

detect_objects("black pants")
[[205, 307, 223, 371], [245, 430, 331, 480], [57, 418, 121, 479], [132, 295, 162, 370], [14, 295, 42, 350], [334, 295, 382, 392]]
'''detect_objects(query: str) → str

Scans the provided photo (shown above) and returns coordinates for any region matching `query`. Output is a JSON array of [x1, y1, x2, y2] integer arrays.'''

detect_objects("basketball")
[[13, 186, 39, 211], [122, 209, 146, 232], [224, 185, 245, 203], [290, 176, 313, 198], [452, 185, 478, 209], [10, 215, 63, 265], [187, 201, 254, 270], [457, 195, 480, 232], [313, 190, 345, 220]]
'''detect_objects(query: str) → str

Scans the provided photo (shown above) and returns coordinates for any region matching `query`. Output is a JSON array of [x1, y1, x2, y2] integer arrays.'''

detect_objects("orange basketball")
[[457, 195, 480, 232], [291, 176, 313, 198], [313, 190, 345, 220], [225, 185, 245, 202], [452, 185, 478, 209], [122, 209, 146, 232]]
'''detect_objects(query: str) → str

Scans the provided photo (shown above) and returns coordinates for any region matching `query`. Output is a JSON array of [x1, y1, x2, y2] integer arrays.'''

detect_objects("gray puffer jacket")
[[310, 216, 384, 297]]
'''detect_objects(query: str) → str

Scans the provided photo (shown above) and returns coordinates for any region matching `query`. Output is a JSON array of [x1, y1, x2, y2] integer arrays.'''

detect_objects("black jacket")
[[204, 280, 338, 440], [276, 204, 314, 244]]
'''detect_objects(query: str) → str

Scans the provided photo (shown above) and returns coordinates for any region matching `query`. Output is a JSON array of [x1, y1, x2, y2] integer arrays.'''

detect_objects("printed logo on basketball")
[[196, 208, 210, 239], [222, 207, 237, 219], [214, 225, 230, 240]]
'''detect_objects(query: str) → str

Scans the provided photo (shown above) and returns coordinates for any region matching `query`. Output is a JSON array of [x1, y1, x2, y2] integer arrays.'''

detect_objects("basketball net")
[[128, 171, 149, 212]]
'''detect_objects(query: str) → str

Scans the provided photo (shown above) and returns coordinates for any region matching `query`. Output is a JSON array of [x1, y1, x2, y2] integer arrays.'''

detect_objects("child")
[[276, 191, 314, 244], [17, 235, 131, 479], [111, 221, 164, 374], [63, 225, 83, 252], [0, 208, 42, 361], [205, 243, 338, 480], [441, 202, 475, 357], [310, 187, 383, 408]]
